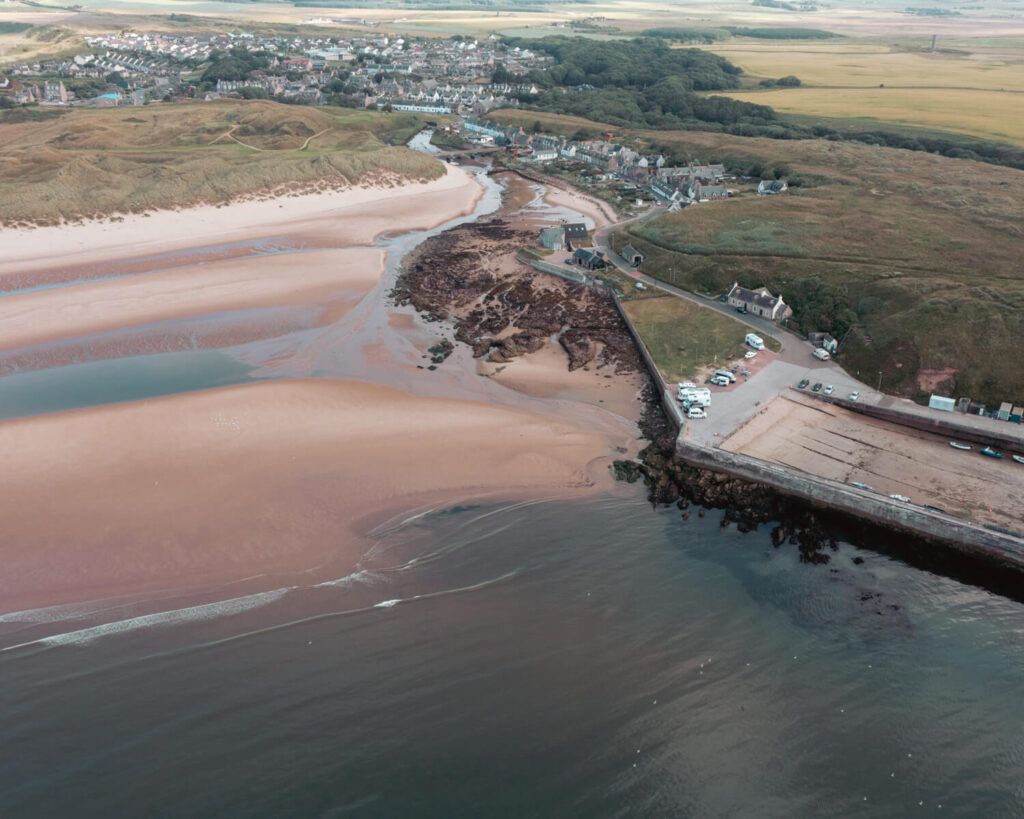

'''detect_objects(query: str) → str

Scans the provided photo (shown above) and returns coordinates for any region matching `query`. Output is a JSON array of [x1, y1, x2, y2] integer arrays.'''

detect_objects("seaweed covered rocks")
[[392, 216, 641, 375]]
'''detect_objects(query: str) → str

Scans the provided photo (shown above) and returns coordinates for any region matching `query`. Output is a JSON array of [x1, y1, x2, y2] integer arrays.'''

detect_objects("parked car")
[[889, 494, 912, 503], [736, 306, 747, 314], [744, 351, 757, 359], [709, 376, 730, 386], [823, 385, 834, 395], [812, 382, 823, 392], [798, 379, 810, 389], [849, 390, 860, 401], [687, 407, 707, 419], [719, 295, 728, 302]]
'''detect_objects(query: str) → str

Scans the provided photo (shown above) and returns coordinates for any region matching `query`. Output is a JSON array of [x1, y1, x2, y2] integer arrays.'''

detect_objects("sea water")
[[1, 492, 1022, 818]]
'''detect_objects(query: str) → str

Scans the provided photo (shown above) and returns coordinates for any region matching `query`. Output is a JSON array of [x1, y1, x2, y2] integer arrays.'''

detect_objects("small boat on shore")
[[1012, 455, 1024, 465], [980, 447, 1004, 459], [949, 442, 972, 451]]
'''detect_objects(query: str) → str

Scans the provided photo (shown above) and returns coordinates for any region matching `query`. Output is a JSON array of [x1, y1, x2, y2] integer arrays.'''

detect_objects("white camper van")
[[745, 333, 765, 351]]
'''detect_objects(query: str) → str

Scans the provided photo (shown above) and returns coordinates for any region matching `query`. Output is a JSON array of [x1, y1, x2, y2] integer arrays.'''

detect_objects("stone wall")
[[676, 441, 1024, 572], [826, 397, 1024, 454], [610, 297, 684, 430]]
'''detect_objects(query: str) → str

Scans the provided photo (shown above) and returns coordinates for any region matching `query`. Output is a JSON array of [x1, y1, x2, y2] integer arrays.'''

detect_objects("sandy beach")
[[0, 164, 481, 283], [0, 161, 648, 616]]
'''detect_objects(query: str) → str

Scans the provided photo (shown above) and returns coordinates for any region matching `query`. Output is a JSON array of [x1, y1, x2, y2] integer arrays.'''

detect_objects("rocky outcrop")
[[392, 216, 642, 375]]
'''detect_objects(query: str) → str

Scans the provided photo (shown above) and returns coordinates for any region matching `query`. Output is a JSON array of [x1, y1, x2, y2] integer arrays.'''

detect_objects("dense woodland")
[[506, 38, 779, 131]]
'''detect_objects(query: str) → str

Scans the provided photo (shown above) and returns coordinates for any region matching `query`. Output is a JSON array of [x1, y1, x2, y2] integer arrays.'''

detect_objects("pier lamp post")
[[877, 371, 883, 391]]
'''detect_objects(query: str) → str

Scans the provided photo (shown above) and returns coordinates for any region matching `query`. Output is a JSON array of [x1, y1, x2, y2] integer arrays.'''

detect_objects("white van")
[[709, 376, 730, 386], [679, 388, 711, 407], [687, 407, 707, 419], [812, 348, 831, 361], [715, 369, 737, 383], [745, 333, 765, 351]]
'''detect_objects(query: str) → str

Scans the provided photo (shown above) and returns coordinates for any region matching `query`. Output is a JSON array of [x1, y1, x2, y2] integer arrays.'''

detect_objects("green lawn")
[[621, 294, 776, 383]]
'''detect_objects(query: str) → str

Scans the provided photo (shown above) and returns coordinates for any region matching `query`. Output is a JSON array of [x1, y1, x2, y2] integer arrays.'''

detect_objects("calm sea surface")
[[1, 493, 1022, 818]]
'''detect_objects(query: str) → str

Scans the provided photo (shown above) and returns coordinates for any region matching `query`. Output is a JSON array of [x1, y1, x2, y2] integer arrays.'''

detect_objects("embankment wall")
[[610, 297, 684, 430], [676, 441, 1024, 571], [827, 397, 1024, 455]]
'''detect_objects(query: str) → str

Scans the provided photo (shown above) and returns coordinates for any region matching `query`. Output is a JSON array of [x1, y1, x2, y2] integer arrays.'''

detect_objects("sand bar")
[[0, 248, 382, 353], [0, 378, 611, 614]]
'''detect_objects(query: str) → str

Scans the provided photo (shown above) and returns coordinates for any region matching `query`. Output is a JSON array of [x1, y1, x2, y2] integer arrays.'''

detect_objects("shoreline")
[[0, 377, 616, 616], [0, 161, 648, 620], [0, 164, 481, 281]]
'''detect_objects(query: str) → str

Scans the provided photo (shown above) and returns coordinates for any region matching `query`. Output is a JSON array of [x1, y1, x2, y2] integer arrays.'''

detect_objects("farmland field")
[[708, 42, 1024, 90], [723, 87, 1024, 147]]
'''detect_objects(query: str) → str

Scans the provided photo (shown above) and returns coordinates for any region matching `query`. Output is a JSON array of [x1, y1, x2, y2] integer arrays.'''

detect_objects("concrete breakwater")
[[603, 282, 1024, 595], [675, 440, 1024, 597]]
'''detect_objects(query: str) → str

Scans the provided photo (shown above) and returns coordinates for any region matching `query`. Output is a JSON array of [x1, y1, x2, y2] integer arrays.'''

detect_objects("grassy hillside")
[[0, 101, 441, 223], [487, 108, 1024, 407]]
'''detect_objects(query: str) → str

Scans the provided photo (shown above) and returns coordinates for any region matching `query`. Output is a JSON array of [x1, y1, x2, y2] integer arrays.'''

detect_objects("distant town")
[[0, 28, 549, 112]]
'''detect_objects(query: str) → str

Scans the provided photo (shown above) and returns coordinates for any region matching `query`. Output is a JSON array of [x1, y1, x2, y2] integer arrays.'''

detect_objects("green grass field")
[[622, 294, 775, 383]]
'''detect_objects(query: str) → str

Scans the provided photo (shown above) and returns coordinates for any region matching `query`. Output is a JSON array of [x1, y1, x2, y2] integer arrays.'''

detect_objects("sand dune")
[[0, 379, 610, 613]]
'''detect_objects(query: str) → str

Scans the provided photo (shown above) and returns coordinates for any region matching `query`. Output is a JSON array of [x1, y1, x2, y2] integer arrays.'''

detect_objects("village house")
[[807, 332, 838, 353], [686, 182, 729, 202], [620, 244, 645, 267], [539, 227, 564, 250], [727, 282, 792, 321], [563, 223, 589, 246], [573, 248, 607, 270]]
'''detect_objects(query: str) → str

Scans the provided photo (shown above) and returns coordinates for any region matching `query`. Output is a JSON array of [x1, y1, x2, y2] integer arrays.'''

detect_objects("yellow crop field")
[[723, 87, 1024, 146], [709, 43, 1024, 91]]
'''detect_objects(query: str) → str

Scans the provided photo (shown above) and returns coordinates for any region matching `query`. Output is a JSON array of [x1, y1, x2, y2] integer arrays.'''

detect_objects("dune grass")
[[0, 101, 441, 223]]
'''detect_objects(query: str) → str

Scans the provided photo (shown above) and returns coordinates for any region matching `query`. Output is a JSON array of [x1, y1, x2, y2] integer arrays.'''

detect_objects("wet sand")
[[0, 249, 383, 351], [0, 379, 612, 614]]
